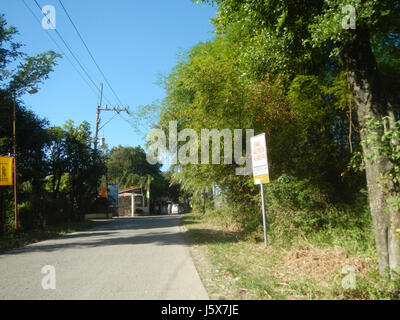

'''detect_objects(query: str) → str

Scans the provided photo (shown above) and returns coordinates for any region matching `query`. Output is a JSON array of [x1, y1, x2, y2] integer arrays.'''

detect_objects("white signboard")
[[250, 133, 270, 185]]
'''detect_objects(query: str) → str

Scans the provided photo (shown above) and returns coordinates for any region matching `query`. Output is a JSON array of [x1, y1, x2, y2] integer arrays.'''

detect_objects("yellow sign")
[[250, 133, 270, 185], [254, 174, 270, 185], [0, 156, 13, 186]]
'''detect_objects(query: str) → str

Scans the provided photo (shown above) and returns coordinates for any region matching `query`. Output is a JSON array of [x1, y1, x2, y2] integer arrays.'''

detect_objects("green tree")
[[155, 33, 362, 215], [0, 13, 60, 96], [199, 0, 400, 277], [45, 126, 67, 199], [107, 146, 162, 186], [0, 13, 60, 232], [62, 120, 105, 221]]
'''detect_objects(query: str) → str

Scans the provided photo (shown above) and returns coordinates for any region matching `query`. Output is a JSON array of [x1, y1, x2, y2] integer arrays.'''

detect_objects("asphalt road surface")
[[0, 216, 209, 300]]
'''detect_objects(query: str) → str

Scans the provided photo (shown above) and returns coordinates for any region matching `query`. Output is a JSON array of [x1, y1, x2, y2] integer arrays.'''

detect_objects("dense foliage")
[[0, 14, 105, 234], [152, 0, 400, 275], [105, 145, 179, 200]]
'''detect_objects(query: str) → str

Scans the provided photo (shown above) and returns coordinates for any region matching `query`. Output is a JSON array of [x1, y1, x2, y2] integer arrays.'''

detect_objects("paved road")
[[0, 216, 209, 300]]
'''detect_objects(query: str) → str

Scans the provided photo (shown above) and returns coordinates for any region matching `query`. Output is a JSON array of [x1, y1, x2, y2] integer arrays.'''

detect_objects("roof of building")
[[119, 192, 143, 197], [118, 186, 142, 194]]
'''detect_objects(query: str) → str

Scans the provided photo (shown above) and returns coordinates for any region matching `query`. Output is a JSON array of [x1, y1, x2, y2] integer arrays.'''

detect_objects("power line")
[[119, 112, 139, 132], [28, 0, 133, 138], [31, 0, 116, 107], [98, 113, 119, 131], [58, 0, 126, 108], [57, 0, 136, 135], [21, 0, 98, 97]]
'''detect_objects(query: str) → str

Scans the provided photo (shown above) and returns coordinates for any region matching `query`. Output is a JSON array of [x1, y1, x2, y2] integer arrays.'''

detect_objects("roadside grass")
[[0, 219, 112, 253], [181, 212, 400, 300]]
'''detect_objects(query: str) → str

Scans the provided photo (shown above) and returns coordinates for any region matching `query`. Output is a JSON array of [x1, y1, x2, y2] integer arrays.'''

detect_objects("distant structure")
[[118, 186, 150, 216], [117, 186, 191, 216]]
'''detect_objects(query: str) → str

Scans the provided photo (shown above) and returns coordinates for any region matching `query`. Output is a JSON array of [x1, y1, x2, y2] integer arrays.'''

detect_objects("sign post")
[[260, 183, 267, 247], [250, 133, 270, 247]]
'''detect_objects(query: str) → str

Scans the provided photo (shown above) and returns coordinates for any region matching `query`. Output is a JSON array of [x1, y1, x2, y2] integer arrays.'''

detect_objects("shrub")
[[206, 174, 374, 253]]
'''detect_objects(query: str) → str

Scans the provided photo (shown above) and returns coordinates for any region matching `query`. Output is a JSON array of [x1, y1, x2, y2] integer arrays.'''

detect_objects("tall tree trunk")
[[342, 29, 400, 276], [55, 172, 61, 199]]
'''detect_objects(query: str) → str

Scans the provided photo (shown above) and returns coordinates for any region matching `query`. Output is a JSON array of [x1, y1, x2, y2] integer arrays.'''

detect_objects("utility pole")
[[93, 83, 130, 150], [94, 83, 103, 150], [12, 87, 38, 233], [92, 83, 129, 218], [12, 92, 18, 233]]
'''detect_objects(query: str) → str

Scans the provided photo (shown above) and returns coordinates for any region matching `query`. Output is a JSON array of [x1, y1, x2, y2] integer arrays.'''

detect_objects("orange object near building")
[[100, 186, 107, 198]]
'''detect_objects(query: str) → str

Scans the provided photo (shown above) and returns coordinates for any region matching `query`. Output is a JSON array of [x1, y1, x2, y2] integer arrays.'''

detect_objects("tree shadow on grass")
[[180, 215, 244, 246]]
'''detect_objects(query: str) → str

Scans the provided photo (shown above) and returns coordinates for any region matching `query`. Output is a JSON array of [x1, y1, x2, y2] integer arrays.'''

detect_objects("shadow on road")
[[0, 215, 238, 256]]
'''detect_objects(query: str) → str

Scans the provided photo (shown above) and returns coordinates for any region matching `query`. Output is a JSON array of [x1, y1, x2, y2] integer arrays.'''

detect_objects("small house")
[[118, 186, 150, 216]]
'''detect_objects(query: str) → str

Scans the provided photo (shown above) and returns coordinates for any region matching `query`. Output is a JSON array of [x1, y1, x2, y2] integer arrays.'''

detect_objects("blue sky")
[[2, 0, 216, 150]]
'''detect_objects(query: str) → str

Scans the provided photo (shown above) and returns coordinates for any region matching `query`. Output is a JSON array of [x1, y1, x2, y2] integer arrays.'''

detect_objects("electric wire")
[[58, 0, 126, 108], [98, 113, 119, 131], [28, 0, 132, 132], [21, 0, 98, 97], [32, 0, 116, 107], [118, 112, 138, 132], [56, 0, 131, 130]]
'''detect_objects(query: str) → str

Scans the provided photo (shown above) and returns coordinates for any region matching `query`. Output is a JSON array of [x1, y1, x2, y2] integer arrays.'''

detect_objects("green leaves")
[[0, 13, 61, 95], [106, 146, 161, 187], [361, 116, 400, 209], [0, 14, 24, 83], [9, 51, 61, 95]]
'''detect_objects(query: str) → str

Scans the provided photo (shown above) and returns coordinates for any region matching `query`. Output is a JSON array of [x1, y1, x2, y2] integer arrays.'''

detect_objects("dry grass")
[[280, 244, 371, 286], [181, 213, 380, 300], [273, 244, 373, 299]]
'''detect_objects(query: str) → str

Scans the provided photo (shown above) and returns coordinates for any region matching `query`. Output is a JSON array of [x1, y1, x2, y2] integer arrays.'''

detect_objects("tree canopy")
[[152, 0, 400, 275]]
